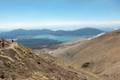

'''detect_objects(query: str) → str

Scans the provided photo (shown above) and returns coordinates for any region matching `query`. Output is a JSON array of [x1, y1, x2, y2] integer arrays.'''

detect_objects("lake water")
[[33, 34, 92, 42], [17, 35, 94, 48]]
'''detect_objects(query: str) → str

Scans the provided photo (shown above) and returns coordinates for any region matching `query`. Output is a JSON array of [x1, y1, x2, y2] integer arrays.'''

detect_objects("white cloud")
[[0, 20, 120, 30]]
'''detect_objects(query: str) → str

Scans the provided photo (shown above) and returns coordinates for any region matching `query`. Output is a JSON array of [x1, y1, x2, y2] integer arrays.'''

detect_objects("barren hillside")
[[52, 29, 120, 80], [0, 39, 100, 80]]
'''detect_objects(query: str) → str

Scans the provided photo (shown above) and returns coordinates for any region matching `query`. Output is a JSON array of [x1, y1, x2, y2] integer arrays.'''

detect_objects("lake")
[[33, 34, 92, 42], [17, 34, 94, 48]]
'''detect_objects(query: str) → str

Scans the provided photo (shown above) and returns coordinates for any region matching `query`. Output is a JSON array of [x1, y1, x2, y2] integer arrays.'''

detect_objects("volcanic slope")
[[0, 39, 101, 80], [52, 29, 120, 80]]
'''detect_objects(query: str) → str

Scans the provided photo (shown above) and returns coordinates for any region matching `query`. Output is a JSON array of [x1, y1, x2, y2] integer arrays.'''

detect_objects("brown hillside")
[[52, 29, 120, 80], [0, 39, 99, 80]]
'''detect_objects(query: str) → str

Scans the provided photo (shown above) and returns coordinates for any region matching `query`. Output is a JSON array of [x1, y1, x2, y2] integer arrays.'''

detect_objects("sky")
[[0, 0, 120, 30]]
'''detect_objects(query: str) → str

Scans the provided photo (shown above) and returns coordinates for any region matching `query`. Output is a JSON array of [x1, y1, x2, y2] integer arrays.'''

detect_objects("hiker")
[[12, 40, 14, 43], [1, 41, 4, 47], [0, 40, 1, 48]]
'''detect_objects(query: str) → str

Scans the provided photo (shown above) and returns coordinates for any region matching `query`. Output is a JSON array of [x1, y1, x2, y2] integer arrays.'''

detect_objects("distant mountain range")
[[0, 27, 104, 39]]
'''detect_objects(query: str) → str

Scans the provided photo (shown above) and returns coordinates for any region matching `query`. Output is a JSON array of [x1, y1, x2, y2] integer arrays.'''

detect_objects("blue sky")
[[0, 0, 120, 30]]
